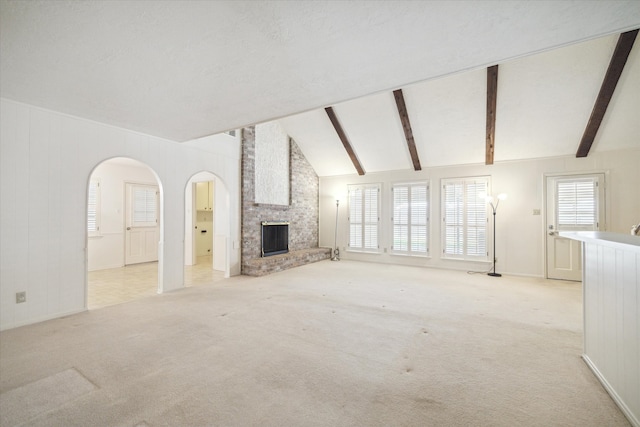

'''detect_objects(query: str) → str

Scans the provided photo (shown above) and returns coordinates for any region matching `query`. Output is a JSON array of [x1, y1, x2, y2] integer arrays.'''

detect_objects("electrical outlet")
[[533, 209, 541, 215], [16, 291, 26, 304]]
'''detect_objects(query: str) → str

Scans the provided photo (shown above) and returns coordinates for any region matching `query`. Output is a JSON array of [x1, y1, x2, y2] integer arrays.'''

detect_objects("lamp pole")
[[331, 199, 340, 261], [487, 197, 501, 277]]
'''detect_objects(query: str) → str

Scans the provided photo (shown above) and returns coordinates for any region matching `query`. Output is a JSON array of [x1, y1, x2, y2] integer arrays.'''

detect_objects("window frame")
[[441, 176, 490, 261], [391, 181, 430, 257], [347, 183, 381, 253]]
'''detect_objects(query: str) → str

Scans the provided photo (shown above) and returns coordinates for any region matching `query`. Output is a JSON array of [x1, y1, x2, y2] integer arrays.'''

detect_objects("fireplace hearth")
[[261, 221, 289, 257]]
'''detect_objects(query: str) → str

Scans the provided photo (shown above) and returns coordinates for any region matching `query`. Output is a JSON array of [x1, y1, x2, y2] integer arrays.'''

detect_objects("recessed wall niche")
[[255, 121, 289, 205]]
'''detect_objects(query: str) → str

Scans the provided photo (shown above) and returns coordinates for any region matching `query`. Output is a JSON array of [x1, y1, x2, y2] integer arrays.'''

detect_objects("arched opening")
[[184, 171, 230, 286], [86, 157, 163, 309]]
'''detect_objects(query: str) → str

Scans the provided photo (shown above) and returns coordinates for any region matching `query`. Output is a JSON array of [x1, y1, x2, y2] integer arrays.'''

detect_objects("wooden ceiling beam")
[[393, 89, 422, 171], [325, 106, 365, 175], [485, 65, 499, 165], [576, 29, 638, 158]]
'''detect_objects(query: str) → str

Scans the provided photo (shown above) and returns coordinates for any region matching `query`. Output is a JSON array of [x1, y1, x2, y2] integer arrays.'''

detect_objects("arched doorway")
[[86, 157, 163, 309], [184, 171, 230, 286]]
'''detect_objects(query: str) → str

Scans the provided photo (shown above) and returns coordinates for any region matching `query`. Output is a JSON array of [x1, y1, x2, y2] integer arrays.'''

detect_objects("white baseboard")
[[88, 262, 125, 272], [0, 308, 88, 331]]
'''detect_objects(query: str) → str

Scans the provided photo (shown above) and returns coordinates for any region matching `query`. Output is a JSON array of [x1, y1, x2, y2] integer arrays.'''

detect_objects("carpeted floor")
[[0, 260, 630, 426]]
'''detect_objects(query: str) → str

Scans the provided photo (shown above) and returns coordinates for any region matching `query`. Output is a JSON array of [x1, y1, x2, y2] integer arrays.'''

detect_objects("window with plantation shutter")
[[348, 184, 380, 252], [392, 183, 429, 255], [349, 187, 363, 248], [442, 177, 489, 260], [87, 180, 100, 235], [556, 178, 597, 229], [132, 186, 158, 227]]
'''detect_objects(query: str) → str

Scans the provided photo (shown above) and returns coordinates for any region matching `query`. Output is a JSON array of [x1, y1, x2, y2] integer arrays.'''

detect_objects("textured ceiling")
[[2, 0, 640, 144]]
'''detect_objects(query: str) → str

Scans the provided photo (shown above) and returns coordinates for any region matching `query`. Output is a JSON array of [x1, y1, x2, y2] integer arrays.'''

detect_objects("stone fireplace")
[[241, 126, 330, 276]]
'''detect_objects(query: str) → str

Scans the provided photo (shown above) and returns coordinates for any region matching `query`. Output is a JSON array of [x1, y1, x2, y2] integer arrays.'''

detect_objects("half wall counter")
[[560, 231, 640, 427]]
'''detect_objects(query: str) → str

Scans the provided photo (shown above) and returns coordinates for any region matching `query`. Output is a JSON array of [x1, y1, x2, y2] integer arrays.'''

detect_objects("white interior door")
[[125, 183, 159, 265], [545, 174, 604, 281]]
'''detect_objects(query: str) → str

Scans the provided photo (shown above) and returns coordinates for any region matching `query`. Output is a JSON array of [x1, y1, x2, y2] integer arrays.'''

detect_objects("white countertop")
[[559, 231, 640, 252]]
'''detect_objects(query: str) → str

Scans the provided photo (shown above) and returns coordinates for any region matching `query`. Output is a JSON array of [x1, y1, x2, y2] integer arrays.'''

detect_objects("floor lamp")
[[331, 199, 340, 261], [486, 193, 507, 277]]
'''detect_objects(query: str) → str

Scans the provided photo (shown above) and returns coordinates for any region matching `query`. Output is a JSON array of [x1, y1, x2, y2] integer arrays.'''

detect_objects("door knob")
[[127, 227, 131, 230], [549, 231, 556, 236]]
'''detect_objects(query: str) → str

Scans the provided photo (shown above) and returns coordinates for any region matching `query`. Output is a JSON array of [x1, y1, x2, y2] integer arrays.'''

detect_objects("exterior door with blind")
[[125, 183, 160, 265], [546, 174, 605, 281]]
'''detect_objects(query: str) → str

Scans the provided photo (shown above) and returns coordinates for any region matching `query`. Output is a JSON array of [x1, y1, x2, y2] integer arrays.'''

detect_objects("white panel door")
[[545, 174, 605, 280], [125, 183, 159, 265]]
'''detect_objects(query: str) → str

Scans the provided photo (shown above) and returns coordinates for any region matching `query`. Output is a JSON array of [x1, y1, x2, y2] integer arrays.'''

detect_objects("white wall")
[[0, 98, 241, 330], [88, 159, 157, 271], [319, 148, 640, 277]]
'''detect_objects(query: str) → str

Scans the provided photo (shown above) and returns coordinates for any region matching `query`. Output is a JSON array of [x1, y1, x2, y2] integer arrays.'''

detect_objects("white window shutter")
[[393, 186, 409, 251], [348, 184, 381, 252], [444, 182, 463, 256], [393, 183, 429, 255], [87, 180, 100, 233], [133, 187, 158, 226], [363, 187, 379, 249], [442, 177, 489, 260], [349, 187, 362, 248], [557, 179, 596, 228], [410, 185, 428, 253], [465, 181, 487, 257]]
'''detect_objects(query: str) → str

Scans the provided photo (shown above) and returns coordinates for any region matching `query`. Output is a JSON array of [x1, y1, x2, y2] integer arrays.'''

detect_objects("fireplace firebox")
[[261, 221, 289, 257]]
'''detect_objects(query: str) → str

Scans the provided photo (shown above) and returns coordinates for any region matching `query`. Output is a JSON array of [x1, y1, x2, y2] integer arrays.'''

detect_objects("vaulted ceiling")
[[280, 31, 640, 176], [1, 1, 639, 176]]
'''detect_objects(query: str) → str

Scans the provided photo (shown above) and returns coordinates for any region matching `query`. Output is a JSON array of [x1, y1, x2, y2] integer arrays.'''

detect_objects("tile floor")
[[88, 256, 225, 309]]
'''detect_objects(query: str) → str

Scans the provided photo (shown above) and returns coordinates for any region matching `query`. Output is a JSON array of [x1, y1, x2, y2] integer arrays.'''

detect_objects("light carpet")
[[0, 260, 630, 426]]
